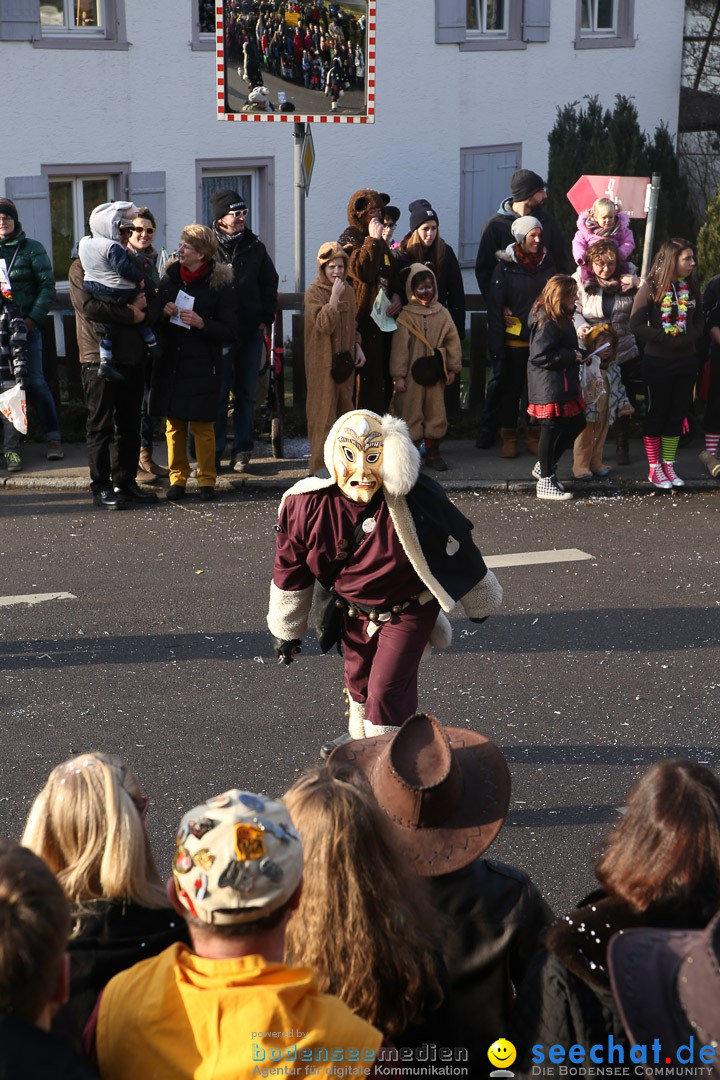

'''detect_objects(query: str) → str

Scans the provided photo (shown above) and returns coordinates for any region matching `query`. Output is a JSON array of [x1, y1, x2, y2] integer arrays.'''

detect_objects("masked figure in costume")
[[267, 410, 502, 751]]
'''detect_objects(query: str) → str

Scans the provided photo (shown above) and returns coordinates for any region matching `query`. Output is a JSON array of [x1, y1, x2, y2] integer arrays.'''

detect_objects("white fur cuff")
[[267, 581, 314, 641], [459, 570, 503, 620]]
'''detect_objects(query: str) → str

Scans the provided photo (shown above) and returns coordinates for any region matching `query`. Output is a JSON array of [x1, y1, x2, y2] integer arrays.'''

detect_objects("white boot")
[[363, 720, 400, 737], [345, 690, 366, 739]]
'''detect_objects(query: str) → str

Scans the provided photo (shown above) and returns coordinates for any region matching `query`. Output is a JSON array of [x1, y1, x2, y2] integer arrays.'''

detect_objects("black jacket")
[[214, 226, 278, 343], [53, 898, 190, 1056], [151, 259, 237, 421], [475, 199, 568, 298], [69, 258, 161, 366], [487, 248, 555, 358], [510, 891, 713, 1079], [0, 1014, 96, 1080], [429, 858, 553, 1071], [527, 310, 581, 406]]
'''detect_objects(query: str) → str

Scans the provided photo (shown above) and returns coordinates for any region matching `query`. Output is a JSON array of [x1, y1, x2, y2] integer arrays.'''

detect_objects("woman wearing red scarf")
[[150, 226, 237, 501], [485, 216, 555, 458], [629, 239, 703, 489]]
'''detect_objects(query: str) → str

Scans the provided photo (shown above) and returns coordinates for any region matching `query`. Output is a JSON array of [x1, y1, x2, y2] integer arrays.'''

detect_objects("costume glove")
[[272, 637, 302, 665]]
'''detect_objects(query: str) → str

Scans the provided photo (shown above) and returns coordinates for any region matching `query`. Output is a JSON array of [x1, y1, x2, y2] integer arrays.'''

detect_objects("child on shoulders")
[[572, 197, 634, 284]]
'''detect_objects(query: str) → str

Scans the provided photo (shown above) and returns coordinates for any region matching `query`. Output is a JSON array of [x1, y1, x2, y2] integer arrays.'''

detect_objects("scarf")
[[179, 261, 209, 286], [513, 244, 545, 271], [213, 226, 245, 260]]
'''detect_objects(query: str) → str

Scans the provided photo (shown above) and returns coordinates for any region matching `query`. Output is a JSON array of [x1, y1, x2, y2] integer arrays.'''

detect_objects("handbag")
[[331, 349, 355, 383], [395, 313, 448, 387], [316, 494, 382, 654]]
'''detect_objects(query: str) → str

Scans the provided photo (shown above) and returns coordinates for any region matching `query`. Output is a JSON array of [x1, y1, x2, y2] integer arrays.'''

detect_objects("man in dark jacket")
[[474, 170, 568, 448], [69, 203, 160, 510], [210, 189, 278, 473], [0, 197, 63, 467]]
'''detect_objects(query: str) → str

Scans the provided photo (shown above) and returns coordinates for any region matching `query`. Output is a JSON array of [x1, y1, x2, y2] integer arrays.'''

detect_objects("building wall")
[[2, 0, 685, 294]]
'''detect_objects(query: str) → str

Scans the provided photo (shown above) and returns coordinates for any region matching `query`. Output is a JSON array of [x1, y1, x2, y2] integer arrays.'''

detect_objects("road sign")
[[566, 175, 651, 219], [300, 127, 316, 195]]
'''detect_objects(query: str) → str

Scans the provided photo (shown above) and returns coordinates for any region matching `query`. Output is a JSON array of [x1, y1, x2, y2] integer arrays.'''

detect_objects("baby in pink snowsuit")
[[572, 197, 635, 283]]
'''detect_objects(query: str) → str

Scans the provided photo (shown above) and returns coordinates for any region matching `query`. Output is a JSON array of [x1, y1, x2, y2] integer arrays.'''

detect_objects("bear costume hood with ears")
[[346, 189, 391, 233], [323, 410, 420, 497]]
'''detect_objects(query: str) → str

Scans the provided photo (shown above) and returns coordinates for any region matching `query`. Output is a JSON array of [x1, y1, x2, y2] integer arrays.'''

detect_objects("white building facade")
[[1, 0, 685, 295]]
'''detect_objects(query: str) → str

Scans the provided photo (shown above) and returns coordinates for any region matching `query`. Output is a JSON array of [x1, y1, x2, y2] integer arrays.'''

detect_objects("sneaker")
[[199, 486, 216, 501], [46, 440, 64, 461], [648, 464, 672, 490], [4, 451, 22, 473], [662, 462, 685, 488], [532, 461, 564, 491], [536, 475, 572, 501], [232, 452, 251, 473], [699, 449, 720, 478]]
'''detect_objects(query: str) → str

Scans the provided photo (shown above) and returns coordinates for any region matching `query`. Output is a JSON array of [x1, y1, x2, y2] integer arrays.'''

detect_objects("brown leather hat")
[[329, 714, 511, 876]]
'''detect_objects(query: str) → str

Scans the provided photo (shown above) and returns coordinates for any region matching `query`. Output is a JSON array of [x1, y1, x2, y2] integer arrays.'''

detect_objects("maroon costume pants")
[[341, 597, 441, 728]]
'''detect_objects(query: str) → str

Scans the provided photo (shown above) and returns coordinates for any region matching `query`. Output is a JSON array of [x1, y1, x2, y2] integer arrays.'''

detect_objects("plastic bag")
[[0, 382, 27, 434], [580, 355, 606, 408]]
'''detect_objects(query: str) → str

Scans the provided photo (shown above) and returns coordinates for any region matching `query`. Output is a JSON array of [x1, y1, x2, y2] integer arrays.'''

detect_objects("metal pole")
[[294, 121, 306, 293], [641, 173, 661, 280]]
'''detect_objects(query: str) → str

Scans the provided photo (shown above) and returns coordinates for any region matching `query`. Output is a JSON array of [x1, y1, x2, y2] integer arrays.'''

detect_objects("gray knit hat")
[[511, 216, 543, 245]]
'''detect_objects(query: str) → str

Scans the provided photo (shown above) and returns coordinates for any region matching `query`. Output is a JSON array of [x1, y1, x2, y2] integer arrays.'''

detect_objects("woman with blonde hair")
[[510, 759, 720, 1073], [284, 764, 453, 1049], [22, 751, 187, 1050]]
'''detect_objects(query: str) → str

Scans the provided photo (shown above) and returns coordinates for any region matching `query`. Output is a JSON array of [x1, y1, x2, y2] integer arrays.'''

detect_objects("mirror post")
[[294, 120, 306, 293]]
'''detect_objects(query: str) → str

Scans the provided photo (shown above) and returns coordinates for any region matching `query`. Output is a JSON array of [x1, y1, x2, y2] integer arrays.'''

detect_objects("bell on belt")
[[347, 606, 358, 618], [334, 599, 344, 609], [369, 609, 378, 621], [391, 604, 402, 614]]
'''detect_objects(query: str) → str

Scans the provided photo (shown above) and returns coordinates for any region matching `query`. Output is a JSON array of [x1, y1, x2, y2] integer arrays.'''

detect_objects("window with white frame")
[[48, 174, 114, 280], [575, 0, 634, 48], [40, 0, 105, 33], [199, 0, 215, 34], [196, 159, 275, 257], [466, 0, 507, 35], [192, 0, 216, 50], [580, 0, 616, 34], [201, 171, 257, 232]]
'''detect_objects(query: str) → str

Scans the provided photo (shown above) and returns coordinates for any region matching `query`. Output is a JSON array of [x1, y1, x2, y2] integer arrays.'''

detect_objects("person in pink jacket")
[[572, 198, 635, 283]]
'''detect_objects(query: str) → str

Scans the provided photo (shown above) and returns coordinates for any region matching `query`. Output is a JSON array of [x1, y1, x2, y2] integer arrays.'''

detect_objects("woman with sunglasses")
[[21, 751, 188, 1054], [128, 208, 170, 483]]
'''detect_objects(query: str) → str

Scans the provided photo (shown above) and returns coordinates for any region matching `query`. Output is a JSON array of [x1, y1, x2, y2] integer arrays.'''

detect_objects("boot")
[[500, 428, 518, 458], [320, 691, 365, 760], [525, 425, 540, 456], [139, 446, 170, 479], [424, 438, 448, 471], [615, 416, 630, 466]]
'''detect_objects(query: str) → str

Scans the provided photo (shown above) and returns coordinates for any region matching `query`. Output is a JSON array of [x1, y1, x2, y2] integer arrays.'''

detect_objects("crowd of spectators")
[[0, 726, 718, 1078]]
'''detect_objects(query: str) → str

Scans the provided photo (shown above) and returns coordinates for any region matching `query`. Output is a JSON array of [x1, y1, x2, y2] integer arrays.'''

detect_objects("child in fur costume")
[[572, 198, 635, 285], [267, 410, 502, 753], [390, 266, 461, 472], [304, 242, 365, 473]]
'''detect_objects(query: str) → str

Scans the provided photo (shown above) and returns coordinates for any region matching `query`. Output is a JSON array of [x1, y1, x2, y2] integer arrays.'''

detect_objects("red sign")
[[566, 175, 651, 219]]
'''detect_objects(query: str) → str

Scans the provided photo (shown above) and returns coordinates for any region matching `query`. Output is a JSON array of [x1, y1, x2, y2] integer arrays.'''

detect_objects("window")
[[575, 0, 634, 48], [48, 175, 113, 280], [436, 0, 550, 50], [459, 144, 521, 266], [580, 0, 616, 34], [467, 0, 506, 35], [35, 0, 127, 48], [192, 0, 216, 51], [196, 159, 275, 258]]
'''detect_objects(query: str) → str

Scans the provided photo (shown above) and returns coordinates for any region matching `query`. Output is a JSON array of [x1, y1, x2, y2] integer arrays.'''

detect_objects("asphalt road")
[[1, 486, 718, 917]]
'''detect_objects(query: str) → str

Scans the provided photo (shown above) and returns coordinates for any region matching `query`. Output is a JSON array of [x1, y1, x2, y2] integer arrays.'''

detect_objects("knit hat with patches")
[[172, 790, 303, 926], [210, 189, 248, 221], [408, 199, 438, 233]]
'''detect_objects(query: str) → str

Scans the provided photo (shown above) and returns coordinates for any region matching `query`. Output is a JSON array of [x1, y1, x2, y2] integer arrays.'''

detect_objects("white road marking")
[[485, 548, 595, 569], [0, 592, 76, 608]]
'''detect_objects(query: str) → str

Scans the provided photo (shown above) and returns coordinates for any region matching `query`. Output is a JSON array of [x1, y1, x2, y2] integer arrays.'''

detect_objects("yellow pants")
[[166, 418, 216, 488]]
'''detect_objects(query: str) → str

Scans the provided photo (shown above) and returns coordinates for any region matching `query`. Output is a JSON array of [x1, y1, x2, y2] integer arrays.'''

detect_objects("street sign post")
[[566, 175, 651, 219]]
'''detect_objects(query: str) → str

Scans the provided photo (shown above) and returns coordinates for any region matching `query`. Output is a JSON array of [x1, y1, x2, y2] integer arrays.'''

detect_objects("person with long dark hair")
[[510, 759, 720, 1076], [629, 238, 704, 489]]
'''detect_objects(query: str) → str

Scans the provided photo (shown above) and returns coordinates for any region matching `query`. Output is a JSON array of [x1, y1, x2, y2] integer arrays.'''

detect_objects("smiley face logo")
[[488, 1039, 516, 1070]]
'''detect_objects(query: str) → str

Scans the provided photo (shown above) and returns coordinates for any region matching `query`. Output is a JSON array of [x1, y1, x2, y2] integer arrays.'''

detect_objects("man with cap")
[[210, 189, 278, 473], [90, 789, 388, 1079], [0, 196, 63, 469], [474, 169, 569, 450], [608, 911, 720, 1080], [329, 713, 553, 1072]]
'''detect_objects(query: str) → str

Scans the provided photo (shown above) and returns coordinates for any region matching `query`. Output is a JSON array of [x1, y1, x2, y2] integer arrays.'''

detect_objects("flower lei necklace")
[[660, 278, 689, 336]]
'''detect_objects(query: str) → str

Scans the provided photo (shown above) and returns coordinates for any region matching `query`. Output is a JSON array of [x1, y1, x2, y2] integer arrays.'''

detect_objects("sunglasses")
[[228, 209, 248, 218], [132, 226, 155, 235]]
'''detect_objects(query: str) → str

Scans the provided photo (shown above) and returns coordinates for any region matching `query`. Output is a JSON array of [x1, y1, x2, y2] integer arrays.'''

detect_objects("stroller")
[[258, 313, 284, 458]]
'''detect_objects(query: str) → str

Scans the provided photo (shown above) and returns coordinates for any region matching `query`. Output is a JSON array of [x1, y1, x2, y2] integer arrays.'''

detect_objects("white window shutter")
[[522, 0, 551, 42], [128, 172, 167, 252], [435, 0, 466, 44]]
